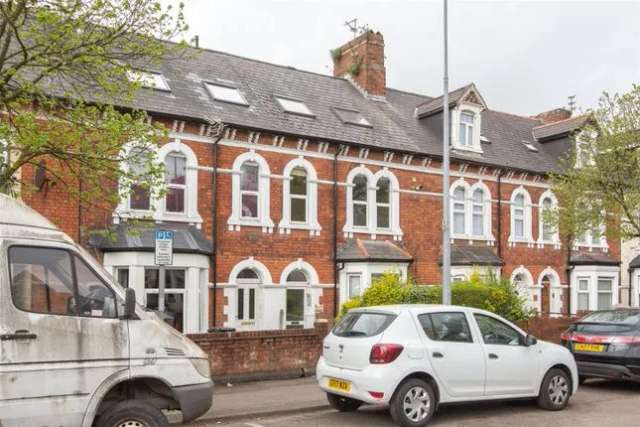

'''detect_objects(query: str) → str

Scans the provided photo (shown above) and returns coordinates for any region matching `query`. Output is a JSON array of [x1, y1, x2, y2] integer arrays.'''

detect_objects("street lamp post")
[[441, 0, 451, 305]]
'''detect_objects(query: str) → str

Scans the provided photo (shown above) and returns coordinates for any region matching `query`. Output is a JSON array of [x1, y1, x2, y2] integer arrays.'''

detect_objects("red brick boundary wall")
[[189, 321, 330, 383], [190, 316, 579, 382]]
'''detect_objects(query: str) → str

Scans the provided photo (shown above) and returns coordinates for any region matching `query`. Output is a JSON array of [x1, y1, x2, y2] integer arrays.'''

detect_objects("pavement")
[[179, 376, 640, 427]]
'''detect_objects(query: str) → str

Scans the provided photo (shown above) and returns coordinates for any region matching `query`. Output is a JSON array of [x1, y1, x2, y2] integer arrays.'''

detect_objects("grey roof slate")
[[630, 254, 640, 269], [570, 250, 619, 266], [414, 84, 472, 117], [89, 222, 213, 255], [337, 239, 413, 262], [439, 245, 504, 266], [532, 115, 590, 141]]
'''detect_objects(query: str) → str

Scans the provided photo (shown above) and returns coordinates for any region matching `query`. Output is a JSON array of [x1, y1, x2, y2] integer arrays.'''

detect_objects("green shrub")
[[338, 270, 534, 324]]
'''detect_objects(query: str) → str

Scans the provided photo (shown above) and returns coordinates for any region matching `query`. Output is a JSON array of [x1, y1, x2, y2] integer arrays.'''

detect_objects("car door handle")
[[488, 353, 499, 360], [432, 351, 444, 358], [0, 330, 37, 341]]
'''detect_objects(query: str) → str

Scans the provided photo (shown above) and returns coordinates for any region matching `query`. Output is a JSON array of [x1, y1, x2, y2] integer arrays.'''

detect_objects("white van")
[[0, 194, 214, 427]]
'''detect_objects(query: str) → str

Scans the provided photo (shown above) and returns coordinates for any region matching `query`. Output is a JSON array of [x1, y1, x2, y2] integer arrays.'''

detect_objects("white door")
[[472, 313, 538, 396], [417, 311, 486, 398], [550, 287, 563, 315], [0, 243, 129, 426]]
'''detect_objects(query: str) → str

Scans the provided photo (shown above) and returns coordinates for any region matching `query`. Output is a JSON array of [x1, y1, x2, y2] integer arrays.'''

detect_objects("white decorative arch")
[[157, 140, 201, 222], [509, 186, 533, 244], [373, 168, 402, 239], [229, 257, 273, 285], [449, 179, 493, 241], [538, 266, 563, 315], [343, 165, 375, 235], [510, 266, 540, 313], [228, 150, 274, 232], [537, 267, 561, 288], [450, 178, 471, 237], [279, 157, 321, 235], [279, 259, 320, 285], [537, 189, 560, 245]]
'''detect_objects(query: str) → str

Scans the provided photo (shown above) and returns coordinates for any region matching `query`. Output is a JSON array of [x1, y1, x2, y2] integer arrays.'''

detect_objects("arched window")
[[376, 177, 390, 229], [511, 267, 538, 312], [471, 188, 485, 236], [237, 268, 260, 281], [289, 167, 307, 223], [453, 186, 466, 234], [286, 269, 308, 283], [128, 146, 152, 211], [236, 267, 259, 323], [509, 188, 532, 243], [513, 194, 525, 238], [240, 160, 259, 219], [165, 152, 186, 213], [459, 111, 475, 147], [352, 174, 368, 227]]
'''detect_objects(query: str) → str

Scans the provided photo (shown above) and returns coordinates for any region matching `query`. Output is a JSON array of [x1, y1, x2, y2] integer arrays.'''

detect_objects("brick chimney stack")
[[332, 30, 386, 97], [534, 108, 572, 124]]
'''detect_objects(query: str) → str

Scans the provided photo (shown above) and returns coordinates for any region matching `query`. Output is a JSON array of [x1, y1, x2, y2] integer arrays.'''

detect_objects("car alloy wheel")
[[402, 386, 431, 422], [548, 374, 569, 406], [117, 421, 149, 427]]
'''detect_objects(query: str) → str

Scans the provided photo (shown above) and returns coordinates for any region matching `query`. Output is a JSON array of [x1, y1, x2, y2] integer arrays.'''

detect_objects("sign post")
[[155, 230, 174, 313]]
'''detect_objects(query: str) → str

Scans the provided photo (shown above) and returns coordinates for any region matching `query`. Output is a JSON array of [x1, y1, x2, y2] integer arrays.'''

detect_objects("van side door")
[[0, 244, 130, 427]]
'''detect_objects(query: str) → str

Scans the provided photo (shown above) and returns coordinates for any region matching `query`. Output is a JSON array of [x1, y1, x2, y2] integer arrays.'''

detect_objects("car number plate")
[[328, 378, 351, 392], [574, 343, 605, 352]]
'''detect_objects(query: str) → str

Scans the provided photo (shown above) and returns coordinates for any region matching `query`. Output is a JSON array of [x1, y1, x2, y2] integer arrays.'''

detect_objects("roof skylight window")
[[333, 107, 372, 127], [205, 83, 248, 105], [275, 96, 314, 117], [522, 140, 539, 152], [128, 70, 170, 91]]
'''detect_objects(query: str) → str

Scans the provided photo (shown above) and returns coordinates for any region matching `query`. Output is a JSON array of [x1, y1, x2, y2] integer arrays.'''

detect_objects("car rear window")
[[333, 312, 396, 338], [574, 310, 640, 334]]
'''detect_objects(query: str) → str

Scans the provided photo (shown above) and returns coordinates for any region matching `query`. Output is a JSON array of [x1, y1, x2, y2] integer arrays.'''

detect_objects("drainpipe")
[[332, 150, 339, 319], [210, 130, 225, 329], [566, 245, 572, 316], [628, 267, 633, 307], [497, 171, 503, 260]]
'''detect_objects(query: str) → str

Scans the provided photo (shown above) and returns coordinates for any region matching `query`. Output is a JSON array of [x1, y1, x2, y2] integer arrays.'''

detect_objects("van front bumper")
[[172, 380, 214, 422]]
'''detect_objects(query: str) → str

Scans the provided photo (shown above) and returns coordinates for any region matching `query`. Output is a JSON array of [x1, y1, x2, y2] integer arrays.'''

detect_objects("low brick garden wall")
[[189, 320, 330, 383], [190, 315, 579, 382]]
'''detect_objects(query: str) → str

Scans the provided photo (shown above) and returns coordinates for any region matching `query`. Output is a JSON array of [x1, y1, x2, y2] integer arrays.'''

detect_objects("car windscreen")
[[333, 312, 397, 338], [574, 310, 640, 334]]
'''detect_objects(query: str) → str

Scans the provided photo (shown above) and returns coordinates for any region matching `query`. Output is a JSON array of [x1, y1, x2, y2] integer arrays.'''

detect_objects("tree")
[[548, 85, 640, 245], [0, 0, 188, 215]]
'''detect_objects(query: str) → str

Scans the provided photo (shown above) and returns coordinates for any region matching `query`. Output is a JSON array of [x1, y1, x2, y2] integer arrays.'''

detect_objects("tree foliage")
[[548, 85, 640, 244], [0, 0, 188, 214]]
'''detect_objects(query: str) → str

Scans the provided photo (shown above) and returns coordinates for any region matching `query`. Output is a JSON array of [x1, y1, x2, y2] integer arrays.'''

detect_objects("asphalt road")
[[187, 379, 640, 427]]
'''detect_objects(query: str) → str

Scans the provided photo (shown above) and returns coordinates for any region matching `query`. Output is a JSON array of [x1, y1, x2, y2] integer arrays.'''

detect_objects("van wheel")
[[390, 378, 436, 427], [95, 400, 169, 427], [537, 369, 571, 411], [326, 393, 362, 412]]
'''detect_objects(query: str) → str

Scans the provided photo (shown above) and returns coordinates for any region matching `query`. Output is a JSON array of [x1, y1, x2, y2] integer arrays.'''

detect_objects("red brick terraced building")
[[17, 31, 620, 333]]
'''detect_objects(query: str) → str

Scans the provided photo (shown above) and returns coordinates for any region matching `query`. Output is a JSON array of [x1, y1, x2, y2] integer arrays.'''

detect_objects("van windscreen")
[[333, 312, 396, 338]]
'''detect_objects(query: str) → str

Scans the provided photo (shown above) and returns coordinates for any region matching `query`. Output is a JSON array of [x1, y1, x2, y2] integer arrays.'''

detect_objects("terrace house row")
[[17, 31, 621, 333]]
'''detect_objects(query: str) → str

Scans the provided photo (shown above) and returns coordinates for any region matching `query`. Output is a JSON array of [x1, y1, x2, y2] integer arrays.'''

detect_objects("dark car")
[[561, 309, 640, 383]]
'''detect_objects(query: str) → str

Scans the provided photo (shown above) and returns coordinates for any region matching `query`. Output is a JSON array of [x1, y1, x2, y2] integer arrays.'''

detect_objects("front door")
[[472, 313, 538, 396], [0, 243, 129, 426], [286, 289, 304, 329], [417, 311, 486, 398]]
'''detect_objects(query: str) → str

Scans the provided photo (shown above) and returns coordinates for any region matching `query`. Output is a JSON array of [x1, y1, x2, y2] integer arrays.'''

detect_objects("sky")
[[169, 0, 640, 116]]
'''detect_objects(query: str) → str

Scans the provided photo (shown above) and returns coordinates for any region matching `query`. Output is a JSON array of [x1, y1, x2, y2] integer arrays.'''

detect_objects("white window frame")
[[114, 140, 202, 226], [508, 186, 534, 245], [226, 258, 273, 330], [228, 151, 274, 232], [570, 266, 619, 315], [450, 179, 494, 242], [347, 273, 362, 299], [510, 266, 540, 313], [576, 277, 590, 312], [279, 158, 321, 235], [143, 267, 187, 331], [537, 190, 560, 247], [574, 221, 608, 251], [164, 152, 187, 214], [279, 259, 320, 329], [343, 166, 403, 240], [451, 104, 483, 153]]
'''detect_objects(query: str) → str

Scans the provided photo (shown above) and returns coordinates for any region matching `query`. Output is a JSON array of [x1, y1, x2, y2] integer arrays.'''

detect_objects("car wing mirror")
[[524, 334, 538, 347], [124, 288, 137, 319]]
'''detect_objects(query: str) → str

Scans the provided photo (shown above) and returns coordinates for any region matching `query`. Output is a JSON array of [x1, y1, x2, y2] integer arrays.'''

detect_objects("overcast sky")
[[173, 0, 639, 116]]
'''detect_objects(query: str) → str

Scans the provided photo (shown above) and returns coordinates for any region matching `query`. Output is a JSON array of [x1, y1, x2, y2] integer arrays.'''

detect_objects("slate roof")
[[337, 239, 413, 263], [629, 254, 640, 269], [439, 245, 504, 266], [47, 43, 580, 174], [414, 84, 472, 117], [89, 222, 213, 255], [570, 250, 620, 266], [532, 115, 591, 141]]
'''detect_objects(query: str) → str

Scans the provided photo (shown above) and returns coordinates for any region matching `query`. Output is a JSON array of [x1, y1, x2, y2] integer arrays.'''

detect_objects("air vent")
[[480, 135, 491, 144], [522, 140, 539, 152], [164, 347, 185, 357]]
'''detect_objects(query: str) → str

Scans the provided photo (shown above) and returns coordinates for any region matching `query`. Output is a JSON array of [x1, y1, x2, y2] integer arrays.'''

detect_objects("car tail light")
[[368, 391, 384, 399], [370, 343, 404, 364], [560, 330, 572, 341]]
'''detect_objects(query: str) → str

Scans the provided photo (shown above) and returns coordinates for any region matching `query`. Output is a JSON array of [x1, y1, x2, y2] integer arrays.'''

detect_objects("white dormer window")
[[452, 105, 483, 153], [128, 70, 170, 91]]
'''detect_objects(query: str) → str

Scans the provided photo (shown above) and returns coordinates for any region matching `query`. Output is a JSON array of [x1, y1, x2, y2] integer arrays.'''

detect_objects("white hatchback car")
[[317, 305, 578, 426]]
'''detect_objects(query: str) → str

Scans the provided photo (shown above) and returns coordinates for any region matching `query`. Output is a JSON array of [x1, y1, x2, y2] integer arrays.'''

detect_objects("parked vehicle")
[[561, 309, 640, 383], [317, 305, 578, 427], [0, 194, 213, 427]]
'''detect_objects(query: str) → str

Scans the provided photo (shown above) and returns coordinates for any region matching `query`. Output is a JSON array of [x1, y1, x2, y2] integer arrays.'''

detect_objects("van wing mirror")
[[124, 288, 137, 319], [524, 334, 538, 347]]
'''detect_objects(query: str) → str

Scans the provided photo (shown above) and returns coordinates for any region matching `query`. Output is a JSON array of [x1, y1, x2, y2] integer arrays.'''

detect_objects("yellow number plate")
[[574, 343, 605, 352], [328, 378, 351, 392]]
